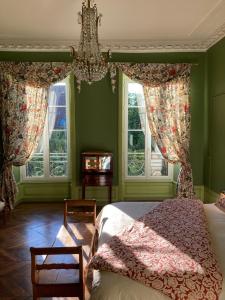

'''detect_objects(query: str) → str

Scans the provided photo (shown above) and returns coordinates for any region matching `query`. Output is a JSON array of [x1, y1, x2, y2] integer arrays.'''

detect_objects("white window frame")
[[21, 78, 71, 182], [123, 75, 173, 181]]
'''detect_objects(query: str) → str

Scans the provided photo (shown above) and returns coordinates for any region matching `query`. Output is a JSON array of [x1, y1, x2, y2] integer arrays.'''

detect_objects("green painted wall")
[[206, 37, 225, 192], [0, 51, 206, 201], [75, 77, 118, 185]]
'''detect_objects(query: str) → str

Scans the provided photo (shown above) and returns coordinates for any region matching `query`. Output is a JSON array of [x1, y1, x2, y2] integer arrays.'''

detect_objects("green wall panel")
[[208, 39, 225, 97], [75, 76, 118, 185], [17, 182, 70, 202], [208, 95, 225, 191], [207, 37, 225, 192], [123, 181, 174, 200]]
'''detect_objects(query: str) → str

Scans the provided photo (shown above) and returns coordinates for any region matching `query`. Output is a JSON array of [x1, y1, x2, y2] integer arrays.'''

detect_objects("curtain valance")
[[109, 63, 191, 92], [0, 62, 72, 87], [0, 61, 192, 91]]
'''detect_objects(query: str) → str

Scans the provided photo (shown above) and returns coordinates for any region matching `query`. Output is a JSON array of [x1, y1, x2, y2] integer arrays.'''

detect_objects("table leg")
[[82, 184, 86, 199], [108, 185, 112, 204]]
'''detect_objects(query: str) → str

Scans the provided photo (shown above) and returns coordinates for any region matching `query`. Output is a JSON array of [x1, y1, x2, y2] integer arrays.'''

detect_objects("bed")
[[89, 200, 225, 300]]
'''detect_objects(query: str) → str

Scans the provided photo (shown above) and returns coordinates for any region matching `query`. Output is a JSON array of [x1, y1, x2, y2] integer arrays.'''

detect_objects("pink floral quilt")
[[89, 199, 223, 300]]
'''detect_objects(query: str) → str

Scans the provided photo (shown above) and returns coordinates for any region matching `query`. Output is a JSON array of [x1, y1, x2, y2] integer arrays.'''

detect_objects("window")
[[22, 79, 70, 180], [124, 76, 173, 180]]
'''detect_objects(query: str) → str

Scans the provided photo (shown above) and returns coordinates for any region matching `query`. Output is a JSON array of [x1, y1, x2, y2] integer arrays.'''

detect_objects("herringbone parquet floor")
[[0, 202, 95, 300]]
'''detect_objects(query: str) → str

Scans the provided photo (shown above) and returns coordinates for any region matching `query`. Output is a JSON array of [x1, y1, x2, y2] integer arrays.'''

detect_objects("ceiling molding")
[[204, 22, 225, 49], [0, 21, 225, 53], [0, 39, 207, 53]]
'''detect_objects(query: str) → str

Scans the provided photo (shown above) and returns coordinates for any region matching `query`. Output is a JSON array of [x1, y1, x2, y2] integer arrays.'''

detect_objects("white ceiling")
[[1, 0, 225, 52]]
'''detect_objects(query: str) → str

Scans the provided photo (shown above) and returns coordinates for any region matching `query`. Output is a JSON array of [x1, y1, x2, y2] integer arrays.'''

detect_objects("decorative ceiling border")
[[0, 22, 225, 53], [203, 22, 225, 49], [0, 39, 208, 52]]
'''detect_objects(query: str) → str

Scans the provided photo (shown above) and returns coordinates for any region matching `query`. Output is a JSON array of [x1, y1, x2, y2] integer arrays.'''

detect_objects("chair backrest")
[[64, 199, 96, 226], [30, 246, 84, 300]]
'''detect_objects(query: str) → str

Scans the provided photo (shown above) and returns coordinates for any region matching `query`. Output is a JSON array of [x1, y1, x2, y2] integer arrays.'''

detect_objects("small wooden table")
[[81, 152, 113, 203]]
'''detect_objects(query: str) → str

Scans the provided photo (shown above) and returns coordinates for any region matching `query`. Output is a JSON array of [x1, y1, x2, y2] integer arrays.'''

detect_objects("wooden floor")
[[0, 203, 95, 300]]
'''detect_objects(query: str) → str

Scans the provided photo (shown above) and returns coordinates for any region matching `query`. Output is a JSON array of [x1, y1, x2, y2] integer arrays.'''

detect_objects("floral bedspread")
[[89, 198, 223, 300]]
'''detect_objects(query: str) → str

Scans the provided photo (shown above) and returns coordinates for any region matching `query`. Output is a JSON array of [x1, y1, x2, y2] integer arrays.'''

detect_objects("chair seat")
[[37, 269, 80, 284]]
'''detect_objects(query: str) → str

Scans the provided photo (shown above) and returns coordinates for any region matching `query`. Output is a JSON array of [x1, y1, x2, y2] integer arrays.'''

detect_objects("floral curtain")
[[0, 62, 72, 208], [109, 63, 194, 198], [144, 81, 194, 198]]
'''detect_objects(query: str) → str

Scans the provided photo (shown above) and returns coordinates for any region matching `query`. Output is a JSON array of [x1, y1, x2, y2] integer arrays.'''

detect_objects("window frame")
[[123, 75, 173, 182], [21, 77, 71, 182]]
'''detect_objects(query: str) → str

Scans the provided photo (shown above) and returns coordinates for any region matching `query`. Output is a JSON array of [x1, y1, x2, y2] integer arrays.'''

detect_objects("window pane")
[[128, 83, 144, 106], [23, 80, 69, 180], [128, 131, 145, 152], [128, 108, 145, 130], [26, 153, 44, 177], [128, 153, 145, 176], [48, 84, 66, 106], [150, 154, 168, 176], [48, 107, 67, 130], [25, 135, 44, 177], [128, 92, 138, 106], [125, 78, 172, 179], [49, 131, 67, 153], [48, 82, 68, 178], [50, 153, 67, 177]]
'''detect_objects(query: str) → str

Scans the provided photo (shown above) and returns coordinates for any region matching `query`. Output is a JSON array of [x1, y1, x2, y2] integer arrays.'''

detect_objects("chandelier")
[[71, 0, 110, 85]]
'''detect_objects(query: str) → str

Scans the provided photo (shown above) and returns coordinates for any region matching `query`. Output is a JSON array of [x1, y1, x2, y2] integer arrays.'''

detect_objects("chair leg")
[[80, 285, 85, 300], [64, 201, 67, 226], [32, 285, 37, 300]]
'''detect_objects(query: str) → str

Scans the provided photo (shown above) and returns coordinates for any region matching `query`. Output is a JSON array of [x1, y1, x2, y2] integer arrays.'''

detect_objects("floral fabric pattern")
[[89, 198, 223, 300], [109, 63, 194, 198], [0, 62, 72, 208], [109, 63, 191, 89], [144, 80, 194, 199], [0, 62, 72, 87]]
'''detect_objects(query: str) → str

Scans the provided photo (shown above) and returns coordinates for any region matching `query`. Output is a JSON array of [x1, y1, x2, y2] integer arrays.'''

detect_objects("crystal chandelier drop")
[[71, 0, 110, 85]]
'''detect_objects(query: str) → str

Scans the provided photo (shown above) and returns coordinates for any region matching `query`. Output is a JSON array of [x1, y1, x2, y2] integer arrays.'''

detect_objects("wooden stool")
[[64, 199, 96, 226], [30, 246, 84, 300]]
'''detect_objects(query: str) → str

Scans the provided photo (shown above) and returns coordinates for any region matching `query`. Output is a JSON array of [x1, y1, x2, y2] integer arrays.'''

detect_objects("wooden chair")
[[64, 199, 96, 226], [30, 246, 84, 300]]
